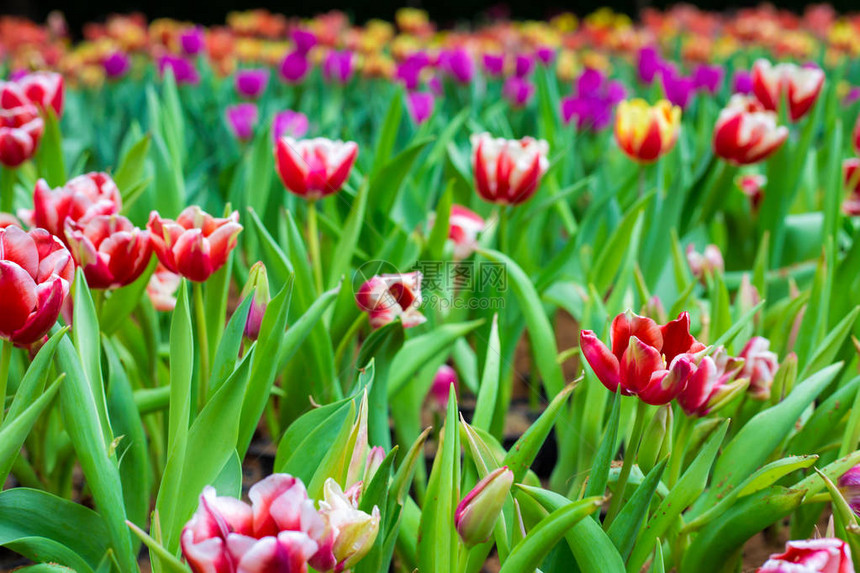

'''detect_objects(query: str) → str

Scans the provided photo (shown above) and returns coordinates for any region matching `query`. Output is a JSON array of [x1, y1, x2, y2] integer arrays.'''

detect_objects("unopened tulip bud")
[[429, 365, 458, 411], [839, 465, 860, 516], [312, 478, 380, 572], [739, 337, 779, 401], [364, 446, 385, 484], [638, 404, 673, 474], [241, 262, 270, 341], [455, 466, 514, 547]]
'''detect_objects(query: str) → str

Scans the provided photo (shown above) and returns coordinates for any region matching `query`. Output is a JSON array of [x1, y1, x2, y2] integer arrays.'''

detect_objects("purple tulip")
[[844, 87, 860, 107], [693, 64, 724, 94], [577, 68, 605, 93], [225, 103, 259, 142], [8, 69, 29, 82], [637, 46, 663, 84], [279, 51, 310, 84], [562, 69, 627, 131], [514, 54, 535, 78], [179, 26, 206, 56], [291, 28, 317, 56], [482, 53, 505, 77], [272, 110, 309, 142], [503, 76, 535, 107], [395, 54, 428, 90], [443, 48, 475, 84], [406, 91, 434, 124], [158, 54, 199, 85], [323, 50, 355, 84], [661, 69, 696, 109], [234, 68, 269, 99], [428, 75, 443, 96], [536, 46, 556, 66], [103, 51, 130, 79], [733, 70, 753, 95]]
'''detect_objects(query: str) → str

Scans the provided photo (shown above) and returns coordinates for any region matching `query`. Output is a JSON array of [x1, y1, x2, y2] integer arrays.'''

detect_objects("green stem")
[[0, 340, 12, 424], [604, 399, 649, 526], [334, 312, 367, 367], [668, 411, 692, 488], [498, 206, 510, 255], [307, 200, 324, 294], [0, 166, 15, 214], [193, 282, 210, 410]]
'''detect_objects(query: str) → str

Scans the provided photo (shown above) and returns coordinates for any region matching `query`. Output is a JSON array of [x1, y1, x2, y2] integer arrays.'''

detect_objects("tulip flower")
[[0, 81, 44, 168], [272, 110, 309, 142], [406, 91, 434, 125], [660, 68, 695, 110], [429, 364, 458, 410], [311, 478, 381, 573], [64, 214, 152, 290], [502, 77, 535, 108], [158, 54, 200, 85], [455, 466, 514, 547], [482, 53, 505, 77], [147, 206, 242, 283], [751, 59, 825, 122], [737, 173, 766, 212], [686, 244, 725, 279], [291, 28, 317, 55], [739, 336, 779, 400], [757, 538, 853, 573], [514, 54, 535, 78], [637, 46, 663, 85], [845, 159, 860, 216], [147, 263, 181, 311], [733, 69, 753, 95], [838, 465, 860, 517], [579, 311, 706, 405], [280, 51, 311, 84], [535, 46, 555, 66], [274, 137, 358, 200], [448, 204, 485, 259], [355, 271, 426, 329], [323, 51, 355, 84], [225, 103, 259, 142], [441, 48, 475, 84], [471, 133, 549, 205], [693, 64, 724, 94], [17, 71, 64, 117], [676, 347, 746, 417], [854, 115, 860, 155], [103, 51, 130, 79], [31, 172, 122, 242], [179, 26, 206, 56], [614, 99, 681, 164], [713, 95, 789, 165], [0, 226, 74, 345], [240, 262, 270, 341], [181, 485, 255, 573], [562, 70, 626, 132], [234, 69, 270, 99]]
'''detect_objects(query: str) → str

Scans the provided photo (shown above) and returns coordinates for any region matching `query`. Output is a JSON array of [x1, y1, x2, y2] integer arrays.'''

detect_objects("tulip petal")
[[621, 335, 664, 394], [8, 277, 62, 346], [611, 311, 662, 361], [0, 225, 39, 278], [580, 329, 622, 393]]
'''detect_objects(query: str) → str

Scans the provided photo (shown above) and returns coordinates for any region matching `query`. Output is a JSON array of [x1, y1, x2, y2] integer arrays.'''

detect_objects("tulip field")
[[5, 4, 860, 572]]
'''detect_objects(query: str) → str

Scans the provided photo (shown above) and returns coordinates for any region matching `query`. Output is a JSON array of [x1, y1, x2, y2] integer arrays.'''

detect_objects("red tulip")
[[757, 538, 853, 573], [751, 59, 825, 122], [17, 71, 64, 117], [579, 311, 706, 405], [713, 95, 788, 165], [0, 226, 74, 345], [448, 205, 485, 259], [64, 214, 152, 289], [854, 114, 860, 156], [147, 206, 242, 282], [845, 159, 860, 216], [471, 133, 549, 205], [274, 137, 358, 200], [30, 172, 122, 241], [0, 82, 44, 168], [737, 173, 766, 212], [429, 364, 458, 410], [355, 271, 426, 329]]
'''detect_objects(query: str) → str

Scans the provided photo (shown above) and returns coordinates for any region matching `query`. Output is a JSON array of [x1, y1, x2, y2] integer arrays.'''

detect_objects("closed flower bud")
[[311, 478, 380, 573], [225, 103, 259, 142], [241, 262, 270, 341], [638, 404, 673, 475], [429, 364, 458, 411], [739, 337, 779, 401], [686, 244, 725, 280], [455, 466, 514, 547], [234, 68, 269, 100]]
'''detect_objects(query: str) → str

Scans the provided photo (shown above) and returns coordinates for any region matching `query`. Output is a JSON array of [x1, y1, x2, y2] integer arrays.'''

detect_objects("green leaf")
[[710, 299, 766, 349], [391, 427, 432, 506], [799, 307, 859, 379], [208, 294, 254, 396], [277, 284, 341, 370], [36, 108, 66, 187], [499, 497, 604, 573], [113, 134, 151, 195], [372, 88, 404, 175], [100, 258, 156, 335], [126, 520, 189, 573], [368, 137, 434, 221], [472, 314, 501, 432], [418, 386, 461, 573], [0, 377, 63, 485], [274, 397, 353, 481], [583, 390, 621, 504], [427, 181, 453, 261], [328, 181, 369, 290], [606, 457, 668, 559]]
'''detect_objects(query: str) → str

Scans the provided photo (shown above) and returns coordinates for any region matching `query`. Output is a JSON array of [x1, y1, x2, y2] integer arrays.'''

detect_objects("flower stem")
[[307, 200, 324, 294], [667, 412, 691, 488], [0, 166, 15, 214], [498, 206, 510, 255], [0, 340, 12, 424], [193, 282, 210, 410], [604, 398, 649, 526]]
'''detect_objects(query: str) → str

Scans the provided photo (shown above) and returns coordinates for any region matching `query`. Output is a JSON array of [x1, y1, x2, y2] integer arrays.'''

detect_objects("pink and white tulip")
[[713, 95, 788, 165], [739, 336, 779, 400], [471, 133, 549, 205], [30, 172, 122, 241], [757, 538, 853, 573], [355, 271, 426, 329], [275, 137, 358, 200]]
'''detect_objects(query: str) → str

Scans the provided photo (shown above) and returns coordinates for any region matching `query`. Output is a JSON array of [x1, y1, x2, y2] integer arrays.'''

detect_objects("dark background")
[[1, 0, 857, 36]]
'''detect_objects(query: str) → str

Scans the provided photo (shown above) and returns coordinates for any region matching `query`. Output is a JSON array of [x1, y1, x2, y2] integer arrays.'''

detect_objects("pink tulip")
[[17, 71, 64, 117], [686, 244, 725, 279], [240, 262, 270, 341], [839, 465, 860, 517], [310, 479, 380, 573], [181, 486, 255, 573], [0, 226, 74, 345], [146, 263, 181, 311], [455, 467, 513, 547], [757, 538, 853, 573], [0, 81, 44, 168], [446, 205, 484, 259], [430, 364, 458, 410], [676, 347, 745, 417], [355, 271, 425, 329], [713, 95, 788, 165], [739, 336, 779, 400], [580, 311, 706, 405], [147, 206, 242, 282], [471, 133, 549, 205], [65, 214, 152, 289], [225, 103, 259, 142], [737, 174, 766, 212], [274, 137, 358, 200], [30, 172, 122, 242]]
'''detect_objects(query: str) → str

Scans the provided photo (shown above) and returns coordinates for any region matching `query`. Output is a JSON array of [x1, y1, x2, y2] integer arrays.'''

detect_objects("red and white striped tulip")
[[0, 226, 74, 346], [30, 172, 122, 241], [471, 133, 549, 205], [757, 538, 853, 573], [64, 214, 152, 290], [0, 82, 44, 168], [614, 99, 681, 164], [17, 71, 64, 117], [147, 206, 242, 283], [448, 205, 485, 259], [275, 137, 358, 200], [739, 336, 779, 400], [355, 271, 426, 329], [676, 347, 746, 417], [713, 95, 788, 165], [845, 159, 860, 216], [751, 59, 825, 122], [146, 263, 181, 312]]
